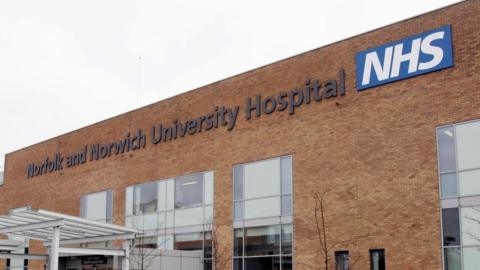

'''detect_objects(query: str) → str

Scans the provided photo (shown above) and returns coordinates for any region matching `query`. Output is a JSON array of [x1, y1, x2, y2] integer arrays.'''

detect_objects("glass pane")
[[245, 197, 280, 219], [234, 166, 244, 201], [158, 212, 166, 228], [175, 207, 204, 227], [281, 195, 292, 216], [461, 206, 480, 246], [442, 208, 460, 246], [84, 191, 107, 221], [463, 247, 480, 270], [175, 173, 204, 208], [457, 122, 480, 170], [164, 234, 174, 250], [281, 224, 293, 255], [441, 173, 458, 198], [166, 179, 175, 210], [174, 232, 203, 251], [134, 182, 158, 214], [233, 258, 243, 270], [205, 205, 213, 224], [244, 257, 280, 270], [126, 187, 133, 216], [281, 156, 292, 194], [132, 215, 144, 230], [234, 228, 243, 256], [245, 225, 280, 256], [444, 247, 461, 270], [459, 170, 480, 196], [166, 211, 174, 228], [282, 256, 293, 270], [244, 158, 281, 199], [158, 235, 166, 249], [143, 213, 158, 230], [158, 181, 166, 211], [437, 126, 456, 172], [205, 172, 214, 205], [234, 202, 244, 220], [125, 216, 133, 228]]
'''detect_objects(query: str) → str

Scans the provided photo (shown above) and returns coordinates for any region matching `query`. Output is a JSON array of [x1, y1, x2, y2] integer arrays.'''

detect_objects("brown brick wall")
[[1, 1, 480, 269]]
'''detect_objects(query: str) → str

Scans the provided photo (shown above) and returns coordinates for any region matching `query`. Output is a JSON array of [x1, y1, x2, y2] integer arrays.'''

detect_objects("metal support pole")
[[121, 240, 130, 270], [49, 226, 60, 270]]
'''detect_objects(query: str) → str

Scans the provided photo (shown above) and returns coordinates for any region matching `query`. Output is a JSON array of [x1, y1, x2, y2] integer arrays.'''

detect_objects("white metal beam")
[[59, 247, 125, 257], [121, 240, 130, 270], [56, 233, 136, 245], [0, 253, 48, 260], [0, 219, 64, 234]]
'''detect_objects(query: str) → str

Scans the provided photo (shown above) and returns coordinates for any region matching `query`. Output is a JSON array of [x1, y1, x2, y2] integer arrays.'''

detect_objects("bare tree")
[[312, 189, 369, 270], [128, 234, 162, 270], [127, 217, 168, 270]]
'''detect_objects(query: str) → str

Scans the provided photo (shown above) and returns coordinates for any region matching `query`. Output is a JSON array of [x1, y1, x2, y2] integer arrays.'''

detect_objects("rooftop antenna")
[[136, 56, 142, 107]]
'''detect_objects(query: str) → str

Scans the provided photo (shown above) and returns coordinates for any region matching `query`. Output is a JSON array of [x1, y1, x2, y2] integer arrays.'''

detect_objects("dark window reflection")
[[281, 256, 292, 270], [234, 229, 244, 256], [442, 208, 460, 246], [203, 259, 212, 270], [245, 226, 280, 256], [245, 256, 281, 270], [234, 258, 243, 270]]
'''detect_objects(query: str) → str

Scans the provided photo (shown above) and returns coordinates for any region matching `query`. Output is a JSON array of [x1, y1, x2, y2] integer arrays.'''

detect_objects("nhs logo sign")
[[356, 25, 454, 91]]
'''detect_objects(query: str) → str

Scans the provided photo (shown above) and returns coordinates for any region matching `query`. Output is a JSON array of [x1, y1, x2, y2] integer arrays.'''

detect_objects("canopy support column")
[[49, 225, 60, 270], [121, 240, 130, 270]]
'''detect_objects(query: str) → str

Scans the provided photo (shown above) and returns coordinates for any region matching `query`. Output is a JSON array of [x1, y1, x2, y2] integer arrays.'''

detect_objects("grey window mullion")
[[80, 195, 86, 218]]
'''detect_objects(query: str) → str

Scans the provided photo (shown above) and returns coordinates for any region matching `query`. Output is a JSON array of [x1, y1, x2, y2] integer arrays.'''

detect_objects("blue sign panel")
[[356, 25, 454, 91]]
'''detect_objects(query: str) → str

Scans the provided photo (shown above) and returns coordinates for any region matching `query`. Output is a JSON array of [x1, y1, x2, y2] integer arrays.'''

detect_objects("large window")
[[125, 171, 213, 252], [233, 156, 293, 270], [80, 190, 113, 223], [233, 156, 292, 221], [437, 120, 480, 270], [234, 225, 292, 270]]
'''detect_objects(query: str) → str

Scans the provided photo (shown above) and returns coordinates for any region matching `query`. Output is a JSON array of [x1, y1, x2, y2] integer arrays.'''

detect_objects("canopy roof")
[[0, 208, 137, 245]]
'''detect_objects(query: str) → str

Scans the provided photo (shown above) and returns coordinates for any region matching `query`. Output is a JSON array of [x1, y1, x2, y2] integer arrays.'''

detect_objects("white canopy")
[[0, 208, 138, 270]]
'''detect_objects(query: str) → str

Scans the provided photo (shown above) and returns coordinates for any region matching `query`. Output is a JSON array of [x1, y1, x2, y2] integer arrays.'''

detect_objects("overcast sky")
[[0, 0, 462, 169]]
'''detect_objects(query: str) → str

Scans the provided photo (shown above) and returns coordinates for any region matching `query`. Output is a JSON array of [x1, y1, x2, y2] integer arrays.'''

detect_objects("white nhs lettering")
[[361, 31, 446, 86]]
